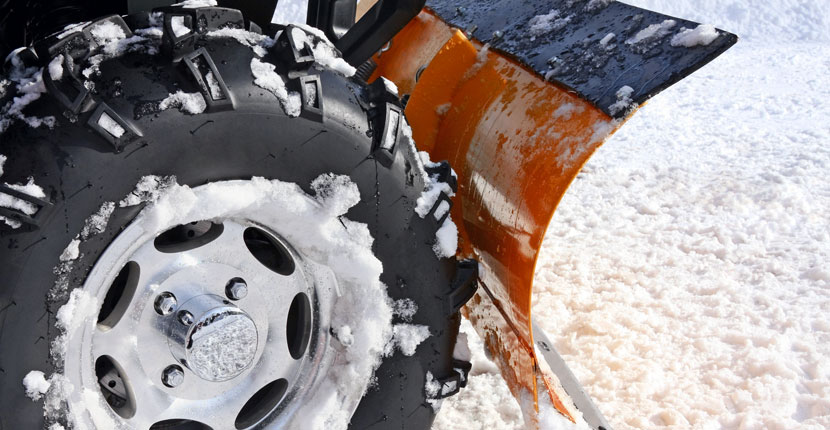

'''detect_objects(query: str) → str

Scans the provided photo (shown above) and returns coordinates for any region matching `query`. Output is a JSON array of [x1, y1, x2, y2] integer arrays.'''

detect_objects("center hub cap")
[[168, 295, 259, 382]]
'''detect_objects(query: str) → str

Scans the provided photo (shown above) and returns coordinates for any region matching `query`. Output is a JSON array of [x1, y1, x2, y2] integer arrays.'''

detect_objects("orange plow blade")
[[374, 12, 618, 422], [371, 3, 736, 426]]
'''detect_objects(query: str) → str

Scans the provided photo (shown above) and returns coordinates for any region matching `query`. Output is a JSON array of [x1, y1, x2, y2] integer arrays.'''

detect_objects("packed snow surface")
[[438, 1, 830, 429]]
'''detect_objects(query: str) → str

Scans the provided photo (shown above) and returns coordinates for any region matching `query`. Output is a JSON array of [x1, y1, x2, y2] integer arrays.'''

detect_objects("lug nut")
[[162, 365, 184, 387], [154, 292, 178, 316], [178, 310, 194, 326], [226, 278, 248, 301]]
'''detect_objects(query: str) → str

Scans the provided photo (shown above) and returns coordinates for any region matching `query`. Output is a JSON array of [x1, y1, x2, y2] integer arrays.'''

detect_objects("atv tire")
[[0, 7, 468, 430]]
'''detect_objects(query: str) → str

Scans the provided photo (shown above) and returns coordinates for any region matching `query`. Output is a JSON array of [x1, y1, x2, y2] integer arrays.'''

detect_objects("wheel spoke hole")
[[97, 261, 140, 329], [95, 355, 135, 419], [286, 292, 312, 360], [154, 221, 224, 253], [235, 379, 288, 429], [150, 419, 212, 430], [243, 227, 295, 275]]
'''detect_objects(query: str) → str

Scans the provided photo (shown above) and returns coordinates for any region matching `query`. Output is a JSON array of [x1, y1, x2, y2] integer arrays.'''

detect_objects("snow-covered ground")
[[435, 1, 830, 429]]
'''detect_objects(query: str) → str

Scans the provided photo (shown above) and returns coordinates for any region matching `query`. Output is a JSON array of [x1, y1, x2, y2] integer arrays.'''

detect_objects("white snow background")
[[434, 1, 830, 429]]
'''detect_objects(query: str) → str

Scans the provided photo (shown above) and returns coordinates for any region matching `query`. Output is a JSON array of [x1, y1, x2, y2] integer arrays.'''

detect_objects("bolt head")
[[178, 310, 194, 326], [154, 292, 178, 316], [162, 365, 184, 387], [492, 30, 504, 39], [226, 279, 248, 301]]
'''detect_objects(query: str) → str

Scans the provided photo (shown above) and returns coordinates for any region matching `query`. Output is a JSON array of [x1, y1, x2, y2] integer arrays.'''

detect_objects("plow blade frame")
[[370, 0, 737, 426]]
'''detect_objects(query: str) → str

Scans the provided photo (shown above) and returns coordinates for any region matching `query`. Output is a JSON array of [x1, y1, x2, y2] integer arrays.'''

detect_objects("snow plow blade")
[[371, 0, 737, 426]]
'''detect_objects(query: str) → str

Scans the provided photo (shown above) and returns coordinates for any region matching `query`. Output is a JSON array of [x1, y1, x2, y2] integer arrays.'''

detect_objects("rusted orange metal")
[[371, 9, 625, 422]]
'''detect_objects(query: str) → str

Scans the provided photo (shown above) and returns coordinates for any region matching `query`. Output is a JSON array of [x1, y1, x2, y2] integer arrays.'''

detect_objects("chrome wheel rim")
[[63, 183, 346, 430]]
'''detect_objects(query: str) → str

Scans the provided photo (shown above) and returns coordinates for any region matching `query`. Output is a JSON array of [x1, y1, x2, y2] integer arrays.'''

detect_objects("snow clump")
[[0, 50, 56, 135], [608, 85, 635, 116], [119, 175, 177, 207], [159, 91, 207, 115], [79, 202, 116, 239], [414, 149, 459, 258], [425, 371, 444, 412], [585, 0, 613, 12], [251, 58, 302, 117], [47, 55, 64, 81], [387, 324, 431, 356], [671, 24, 721, 47], [528, 10, 573, 38], [206, 27, 276, 57], [173, 0, 218, 7], [59, 239, 81, 262], [626, 19, 676, 45], [23, 371, 51, 401], [289, 25, 357, 77]]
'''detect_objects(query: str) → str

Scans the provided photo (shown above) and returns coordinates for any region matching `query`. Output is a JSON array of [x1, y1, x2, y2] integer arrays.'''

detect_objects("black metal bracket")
[[431, 359, 473, 399], [334, 0, 425, 66], [424, 160, 458, 193], [447, 259, 478, 315], [216, 0, 279, 30], [307, 0, 357, 41]]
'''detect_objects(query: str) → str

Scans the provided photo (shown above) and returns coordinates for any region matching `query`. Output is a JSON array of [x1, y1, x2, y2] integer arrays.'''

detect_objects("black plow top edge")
[[425, 0, 738, 118]]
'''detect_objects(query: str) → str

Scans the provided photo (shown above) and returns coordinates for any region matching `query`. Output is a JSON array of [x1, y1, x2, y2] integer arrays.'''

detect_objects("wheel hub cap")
[[167, 295, 259, 382]]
